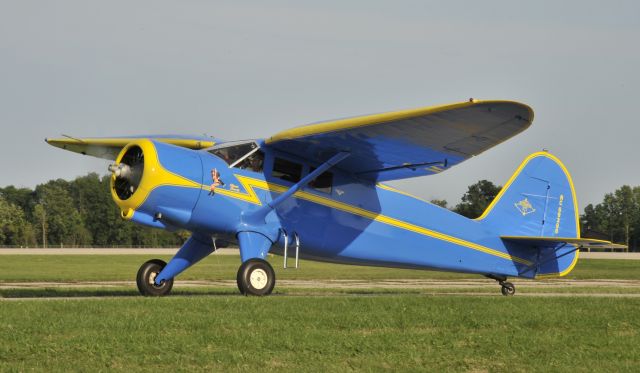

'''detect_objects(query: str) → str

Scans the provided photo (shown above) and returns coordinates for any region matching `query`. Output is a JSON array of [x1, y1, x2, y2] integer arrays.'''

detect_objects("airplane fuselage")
[[165, 141, 539, 279]]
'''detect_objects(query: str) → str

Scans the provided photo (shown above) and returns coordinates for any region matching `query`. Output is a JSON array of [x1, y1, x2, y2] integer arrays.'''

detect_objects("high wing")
[[501, 236, 626, 250], [265, 100, 533, 182], [46, 135, 217, 160]]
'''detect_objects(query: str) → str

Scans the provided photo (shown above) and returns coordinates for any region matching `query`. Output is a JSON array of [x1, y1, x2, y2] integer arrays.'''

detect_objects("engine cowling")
[[110, 139, 204, 229]]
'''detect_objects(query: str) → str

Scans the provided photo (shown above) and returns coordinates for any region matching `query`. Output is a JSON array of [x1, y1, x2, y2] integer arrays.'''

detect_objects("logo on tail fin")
[[515, 198, 536, 216]]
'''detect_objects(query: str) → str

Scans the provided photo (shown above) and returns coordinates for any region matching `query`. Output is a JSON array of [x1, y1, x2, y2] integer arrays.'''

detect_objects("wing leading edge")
[[265, 100, 533, 182], [46, 135, 217, 160]]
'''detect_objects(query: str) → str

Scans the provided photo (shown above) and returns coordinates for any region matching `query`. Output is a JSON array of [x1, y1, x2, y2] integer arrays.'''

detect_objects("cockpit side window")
[[308, 167, 333, 194], [272, 157, 302, 183]]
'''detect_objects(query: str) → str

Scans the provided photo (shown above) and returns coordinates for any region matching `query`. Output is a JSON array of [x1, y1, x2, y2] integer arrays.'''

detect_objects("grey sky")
[[1, 1, 638, 209]]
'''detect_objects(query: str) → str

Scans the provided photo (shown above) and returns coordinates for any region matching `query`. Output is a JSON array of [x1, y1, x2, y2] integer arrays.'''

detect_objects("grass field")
[[1, 296, 639, 372], [1, 255, 639, 372], [1, 254, 639, 282]]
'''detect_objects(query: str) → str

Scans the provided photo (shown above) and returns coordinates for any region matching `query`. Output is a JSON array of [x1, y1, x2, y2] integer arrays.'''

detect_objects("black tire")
[[236, 259, 276, 296], [237, 266, 247, 295], [500, 281, 515, 296], [136, 259, 174, 296]]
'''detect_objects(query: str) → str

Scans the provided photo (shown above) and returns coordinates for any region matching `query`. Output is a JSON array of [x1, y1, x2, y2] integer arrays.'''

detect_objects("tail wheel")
[[136, 259, 174, 296], [500, 281, 516, 296], [237, 259, 276, 296]]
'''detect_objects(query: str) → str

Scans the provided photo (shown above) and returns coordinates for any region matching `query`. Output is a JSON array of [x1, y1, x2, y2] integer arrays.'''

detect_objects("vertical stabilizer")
[[477, 152, 580, 239]]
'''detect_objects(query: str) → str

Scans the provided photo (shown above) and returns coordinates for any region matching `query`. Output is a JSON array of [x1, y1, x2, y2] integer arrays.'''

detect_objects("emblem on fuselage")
[[514, 198, 535, 216], [208, 168, 225, 196]]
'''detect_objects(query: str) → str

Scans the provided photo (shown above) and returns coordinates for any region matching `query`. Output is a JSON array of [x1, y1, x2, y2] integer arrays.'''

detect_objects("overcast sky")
[[1, 1, 638, 209]]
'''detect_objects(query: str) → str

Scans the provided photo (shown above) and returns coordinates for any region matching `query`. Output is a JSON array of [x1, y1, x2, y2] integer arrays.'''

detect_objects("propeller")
[[110, 145, 145, 200]]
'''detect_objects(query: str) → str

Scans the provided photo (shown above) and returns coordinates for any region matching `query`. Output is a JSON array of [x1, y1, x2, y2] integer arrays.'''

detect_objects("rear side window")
[[309, 167, 332, 194], [272, 158, 302, 183]]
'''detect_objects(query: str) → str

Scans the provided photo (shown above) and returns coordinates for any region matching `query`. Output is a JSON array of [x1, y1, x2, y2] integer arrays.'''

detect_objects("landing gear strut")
[[137, 259, 174, 296], [486, 274, 516, 296], [236, 259, 276, 296]]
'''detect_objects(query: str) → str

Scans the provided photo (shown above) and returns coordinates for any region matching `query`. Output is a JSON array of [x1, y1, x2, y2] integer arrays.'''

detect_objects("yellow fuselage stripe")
[[208, 175, 532, 266]]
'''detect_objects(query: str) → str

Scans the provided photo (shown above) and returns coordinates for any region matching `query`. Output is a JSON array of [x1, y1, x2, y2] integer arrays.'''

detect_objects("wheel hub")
[[249, 268, 268, 290], [149, 271, 165, 288], [149, 271, 157, 286]]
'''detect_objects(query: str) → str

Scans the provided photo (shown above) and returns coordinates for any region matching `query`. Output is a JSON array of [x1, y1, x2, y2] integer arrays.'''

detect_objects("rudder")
[[477, 151, 580, 239]]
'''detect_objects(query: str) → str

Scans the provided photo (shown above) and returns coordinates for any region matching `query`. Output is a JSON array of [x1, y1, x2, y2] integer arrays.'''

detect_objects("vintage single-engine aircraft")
[[47, 99, 611, 296]]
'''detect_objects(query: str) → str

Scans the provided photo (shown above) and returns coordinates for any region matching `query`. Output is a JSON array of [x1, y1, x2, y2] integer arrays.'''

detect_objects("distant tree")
[[33, 181, 91, 246], [0, 195, 35, 246], [430, 199, 448, 208], [67, 173, 185, 247], [454, 180, 501, 219], [32, 203, 48, 247], [613, 186, 636, 249], [0, 186, 35, 215], [582, 185, 639, 250], [67, 174, 128, 246]]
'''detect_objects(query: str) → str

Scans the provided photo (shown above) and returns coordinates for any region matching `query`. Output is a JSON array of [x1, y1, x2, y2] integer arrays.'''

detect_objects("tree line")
[[441, 181, 637, 251], [0, 174, 636, 250], [0, 174, 185, 248]]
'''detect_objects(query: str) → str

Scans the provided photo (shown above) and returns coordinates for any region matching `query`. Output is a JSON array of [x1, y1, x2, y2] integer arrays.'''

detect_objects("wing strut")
[[237, 151, 350, 262], [247, 151, 350, 225]]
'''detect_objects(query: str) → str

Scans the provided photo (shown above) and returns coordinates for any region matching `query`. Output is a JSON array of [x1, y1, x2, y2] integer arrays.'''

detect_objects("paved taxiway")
[[2, 279, 640, 300]]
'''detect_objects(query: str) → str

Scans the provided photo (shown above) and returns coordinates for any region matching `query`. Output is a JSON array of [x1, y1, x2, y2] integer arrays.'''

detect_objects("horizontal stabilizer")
[[501, 236, 625, 250]]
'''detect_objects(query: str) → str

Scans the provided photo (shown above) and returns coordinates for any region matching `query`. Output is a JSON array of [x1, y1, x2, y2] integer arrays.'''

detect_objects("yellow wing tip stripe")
[[266, 99, 533, 144], [217, 174, 532, 266]]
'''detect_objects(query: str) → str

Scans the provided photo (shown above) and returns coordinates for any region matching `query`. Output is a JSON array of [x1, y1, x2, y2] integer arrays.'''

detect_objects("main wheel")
[[136, 259, 174, 296], [236, 259, 276, 296], [500, 281, 515, 296], [237, 266, 246, 295]]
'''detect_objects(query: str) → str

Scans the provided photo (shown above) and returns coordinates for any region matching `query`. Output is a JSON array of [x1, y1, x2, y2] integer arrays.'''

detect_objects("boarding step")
[[282, 229, 300, 269]]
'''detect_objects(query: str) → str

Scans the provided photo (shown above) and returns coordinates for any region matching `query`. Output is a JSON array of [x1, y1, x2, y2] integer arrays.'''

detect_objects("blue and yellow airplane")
[[47, 99, 611, 296]]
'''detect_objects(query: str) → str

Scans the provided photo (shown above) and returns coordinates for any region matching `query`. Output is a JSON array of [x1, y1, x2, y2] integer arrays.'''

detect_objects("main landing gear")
[[134, 257, 276, 297], [137, 259, 174, 296], [486, 274, 516, 296], [236, 259, 276, 296]]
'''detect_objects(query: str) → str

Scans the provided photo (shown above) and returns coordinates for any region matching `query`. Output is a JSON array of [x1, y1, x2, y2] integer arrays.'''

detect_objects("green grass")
[[1, 255, 639, 283], [1, 256, 639, 371], [563, 258, 640, 279], [1, 296, 639, 372]]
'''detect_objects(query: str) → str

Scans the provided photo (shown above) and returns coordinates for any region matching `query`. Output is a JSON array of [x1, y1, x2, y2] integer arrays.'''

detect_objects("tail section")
[[477, 151, 581, 277], [477, 151, 579, 238]]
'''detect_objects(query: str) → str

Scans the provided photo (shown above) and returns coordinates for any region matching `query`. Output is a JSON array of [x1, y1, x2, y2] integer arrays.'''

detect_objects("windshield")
[[208, 141, 257, 165], [207, 141, 264, 172]]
